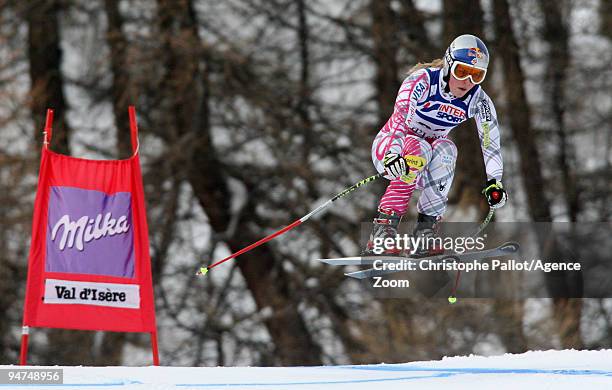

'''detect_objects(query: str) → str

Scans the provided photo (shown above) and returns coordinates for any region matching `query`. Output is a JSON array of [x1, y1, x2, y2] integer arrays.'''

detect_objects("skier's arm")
[[399, 69, 429, 128], [383, 70, 430, 154], [473, 91, 503, 182]]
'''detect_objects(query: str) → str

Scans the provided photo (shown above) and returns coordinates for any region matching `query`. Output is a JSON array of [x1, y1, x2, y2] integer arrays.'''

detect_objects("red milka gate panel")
[[20, 107, 159, 365]]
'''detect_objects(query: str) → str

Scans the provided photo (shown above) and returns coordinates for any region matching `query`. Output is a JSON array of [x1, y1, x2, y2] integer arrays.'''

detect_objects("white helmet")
[[441, 34, 489, 91]]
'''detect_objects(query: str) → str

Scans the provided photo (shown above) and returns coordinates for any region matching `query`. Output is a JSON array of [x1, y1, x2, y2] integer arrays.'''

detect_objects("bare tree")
[[153, 0, 322, 365], [492, 0, 551, 222], [539, 0, 583, 349], [398, 0, 439, 59], [25, 0, 71, 154], [540, 0, 579, 221], [104, 0, 134, 159], [493, 0, 584, 349], [370, 0, 399, 123]]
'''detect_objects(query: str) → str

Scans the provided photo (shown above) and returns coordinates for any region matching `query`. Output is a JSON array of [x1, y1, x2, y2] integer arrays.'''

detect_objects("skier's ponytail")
[[407, 58, 443, 75]]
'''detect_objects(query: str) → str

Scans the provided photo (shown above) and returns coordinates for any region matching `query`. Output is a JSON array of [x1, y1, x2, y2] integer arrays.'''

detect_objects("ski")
[[318, 241, 518, 267], [318, 241, 520, 280], [318, 255, 412, 266]]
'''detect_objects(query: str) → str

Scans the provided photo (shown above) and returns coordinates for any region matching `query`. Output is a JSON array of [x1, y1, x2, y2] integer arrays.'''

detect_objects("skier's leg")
[[413, 138, 458, 256], [374, 134, 433, 216], [364, 133, 432, 255], [416, 137, 457, 217]]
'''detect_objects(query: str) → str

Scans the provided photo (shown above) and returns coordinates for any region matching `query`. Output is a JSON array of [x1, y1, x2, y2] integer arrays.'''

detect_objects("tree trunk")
[[493, 0, 583, 349], [492, 0, 551, 222], [104, 0, 134, 159], [601, 0, 612, 41], [541, 0, 579, 222], [296, 0, 313, 163], [370, 0, 399, 124], [491, 300, 528, 353], [26, 0, 71, 155], [539, 0, 583, 349], [398, 0, 439, 59]]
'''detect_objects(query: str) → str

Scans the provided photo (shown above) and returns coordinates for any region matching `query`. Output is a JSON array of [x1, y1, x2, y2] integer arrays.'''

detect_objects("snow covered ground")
[[4, 350, 612, 389]]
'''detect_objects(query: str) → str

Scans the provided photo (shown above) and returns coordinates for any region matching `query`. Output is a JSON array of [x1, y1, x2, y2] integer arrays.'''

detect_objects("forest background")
[[0, 0, 610, 366]]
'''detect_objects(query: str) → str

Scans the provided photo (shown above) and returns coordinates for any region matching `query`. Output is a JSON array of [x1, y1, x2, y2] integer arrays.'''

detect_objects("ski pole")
[[196, 172, 384, 276], [448, 207, 495, 304]]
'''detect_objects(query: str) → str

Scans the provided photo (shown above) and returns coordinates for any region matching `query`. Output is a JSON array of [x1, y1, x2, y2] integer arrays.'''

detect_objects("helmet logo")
[[445, 50, 454, 67], [471, 58, 478, 64], [468, 47, 484, 59]]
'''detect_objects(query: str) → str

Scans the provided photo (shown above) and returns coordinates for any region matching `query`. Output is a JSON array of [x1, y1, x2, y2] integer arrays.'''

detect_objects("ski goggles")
[[451, 61, 487, 84]]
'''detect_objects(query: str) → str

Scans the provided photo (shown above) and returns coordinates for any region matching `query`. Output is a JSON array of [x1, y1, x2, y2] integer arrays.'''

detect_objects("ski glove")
[[483, 179, 507, 209], [383, 153, 407, 179]]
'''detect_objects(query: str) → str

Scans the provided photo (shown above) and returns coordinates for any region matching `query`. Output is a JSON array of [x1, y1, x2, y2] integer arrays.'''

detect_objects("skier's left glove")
[[482, 179, 507, 209]]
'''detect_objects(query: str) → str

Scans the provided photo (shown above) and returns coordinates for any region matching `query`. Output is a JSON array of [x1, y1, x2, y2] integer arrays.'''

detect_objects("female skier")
[[364, 34, 507, 256]]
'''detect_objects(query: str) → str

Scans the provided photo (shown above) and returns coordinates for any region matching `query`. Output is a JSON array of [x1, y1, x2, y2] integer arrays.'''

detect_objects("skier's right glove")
[[482, 179, 507, 209], [383, 153, 407, 179]]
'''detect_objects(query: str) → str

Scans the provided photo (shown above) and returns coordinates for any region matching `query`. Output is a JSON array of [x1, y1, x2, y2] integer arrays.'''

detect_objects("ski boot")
[[362, 208, 402, 256], [410, 213, 444, 258]]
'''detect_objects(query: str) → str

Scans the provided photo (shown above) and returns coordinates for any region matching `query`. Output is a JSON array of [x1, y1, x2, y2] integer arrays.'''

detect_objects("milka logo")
[[51, 213, 130, 251]]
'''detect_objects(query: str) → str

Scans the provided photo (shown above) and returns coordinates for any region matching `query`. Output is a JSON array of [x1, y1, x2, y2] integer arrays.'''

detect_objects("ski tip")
[[448, 296, 457, 304], [344, 271, 369, 279], [318, 257, 363, 266], [196, 267, 209, 276]]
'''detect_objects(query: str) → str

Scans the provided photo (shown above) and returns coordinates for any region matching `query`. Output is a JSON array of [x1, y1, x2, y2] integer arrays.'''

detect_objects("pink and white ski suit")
[[372, 67, 503, 217]]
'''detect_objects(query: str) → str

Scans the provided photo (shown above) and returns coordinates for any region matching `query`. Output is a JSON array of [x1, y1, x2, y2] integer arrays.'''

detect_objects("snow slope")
[[4, 350, 612, 390]]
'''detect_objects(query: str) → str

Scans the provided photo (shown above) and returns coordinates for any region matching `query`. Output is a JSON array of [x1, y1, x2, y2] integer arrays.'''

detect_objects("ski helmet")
[[442, 34, 489, 90]]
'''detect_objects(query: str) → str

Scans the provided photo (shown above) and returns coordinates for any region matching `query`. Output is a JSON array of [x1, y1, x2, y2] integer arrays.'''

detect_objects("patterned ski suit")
[[372, 67, 503, 217]]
